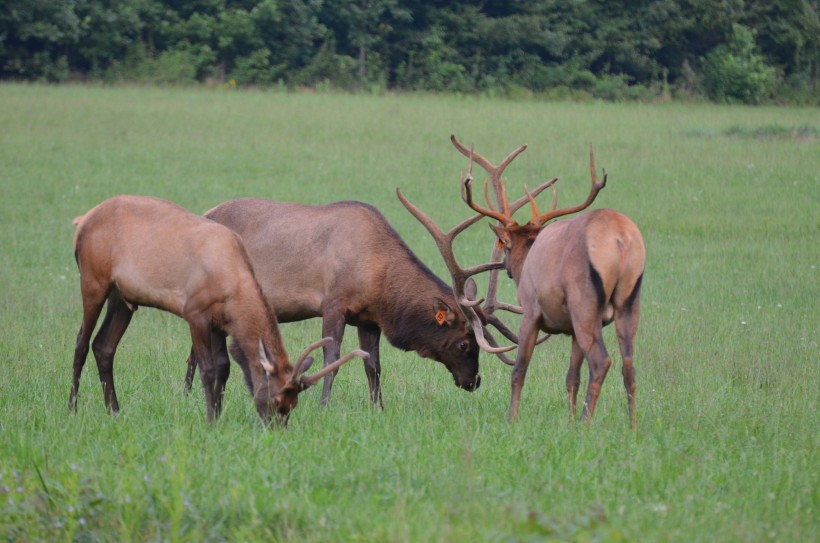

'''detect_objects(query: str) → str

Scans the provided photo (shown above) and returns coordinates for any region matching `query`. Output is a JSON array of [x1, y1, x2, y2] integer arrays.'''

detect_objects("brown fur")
[[450, 134, 646, 429], [183, 198, 481, 407], [497, 209, 645, 428], [69, 195, 346, 425]]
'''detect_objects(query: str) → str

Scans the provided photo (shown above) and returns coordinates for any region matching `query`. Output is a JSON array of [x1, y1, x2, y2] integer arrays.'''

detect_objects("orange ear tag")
[[435, 310, 447, 326], [497, 240, 505, 250]]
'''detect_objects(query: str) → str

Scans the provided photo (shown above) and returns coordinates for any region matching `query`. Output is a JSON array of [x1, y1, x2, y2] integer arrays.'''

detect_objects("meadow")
[[0, 84, 817, 542]]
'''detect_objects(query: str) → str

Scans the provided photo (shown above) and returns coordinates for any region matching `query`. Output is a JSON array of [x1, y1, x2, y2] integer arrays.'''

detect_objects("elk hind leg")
[[69, 283, 109, 412], [566, 337, 585, 424], [358, 325, 383, 409], [90, 291, 134, 413], [319, 309, 345, 407], [615, 304, 641, 431], [576, 327, 611, 425]]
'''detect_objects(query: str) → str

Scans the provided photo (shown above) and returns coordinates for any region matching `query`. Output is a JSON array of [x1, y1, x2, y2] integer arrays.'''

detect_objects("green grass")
[[0, 83, 817, 542]]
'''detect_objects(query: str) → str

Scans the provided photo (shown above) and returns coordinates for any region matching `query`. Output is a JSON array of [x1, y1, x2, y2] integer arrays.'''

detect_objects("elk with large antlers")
[[416, 135, 645, 429], [183, 198, 494, 408], [70, 195, 366, 425]]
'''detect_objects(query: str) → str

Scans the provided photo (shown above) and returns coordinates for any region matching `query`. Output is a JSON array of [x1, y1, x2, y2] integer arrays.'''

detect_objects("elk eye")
[[458, 341, 469, 353]]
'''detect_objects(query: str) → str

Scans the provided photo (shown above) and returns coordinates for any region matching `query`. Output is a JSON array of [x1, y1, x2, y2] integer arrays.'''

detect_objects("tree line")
[[2, 0, 818, 104]]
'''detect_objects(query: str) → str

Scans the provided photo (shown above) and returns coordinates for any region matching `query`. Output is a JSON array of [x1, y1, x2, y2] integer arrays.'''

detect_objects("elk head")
[[249, 337, 368, 426]]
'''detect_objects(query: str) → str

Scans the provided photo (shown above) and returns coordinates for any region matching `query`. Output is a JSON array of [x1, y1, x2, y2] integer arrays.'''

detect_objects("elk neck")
[[226, 275, 292, 376], [504, 223, 541, 286], [378, 253, 458, 353]]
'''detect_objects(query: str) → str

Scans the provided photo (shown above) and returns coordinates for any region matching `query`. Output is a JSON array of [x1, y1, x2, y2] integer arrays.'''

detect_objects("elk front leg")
[[90, 291, 134, 413], [319, 309, 345, 407], [357, 324, 383, 409], [509, 315, 540, 422], [189, 319, 218, 422], [567, 337, 585, 424]]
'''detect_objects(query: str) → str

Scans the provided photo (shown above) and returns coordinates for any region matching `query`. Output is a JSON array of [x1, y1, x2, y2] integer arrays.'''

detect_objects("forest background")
[[2, 0, 819, 105]]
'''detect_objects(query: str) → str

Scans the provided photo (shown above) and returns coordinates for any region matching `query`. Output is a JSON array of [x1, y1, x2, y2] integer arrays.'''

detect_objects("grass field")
[[0, 83, 817, 542]]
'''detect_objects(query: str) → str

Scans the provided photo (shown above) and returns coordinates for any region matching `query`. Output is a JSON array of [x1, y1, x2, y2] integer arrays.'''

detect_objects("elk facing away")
[[70, 195, 366, 425], [183, 198, 490, 408], [408, 135, 646, 429]]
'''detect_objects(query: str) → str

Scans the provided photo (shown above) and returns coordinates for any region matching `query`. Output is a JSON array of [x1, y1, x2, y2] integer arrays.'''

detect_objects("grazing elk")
[[407, 135, 646, 429], [184, 198, 510, 408], [70, 195, 366, 425]]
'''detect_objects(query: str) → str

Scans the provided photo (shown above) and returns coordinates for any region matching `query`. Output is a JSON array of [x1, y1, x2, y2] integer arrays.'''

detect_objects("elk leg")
[[189, 319, 218, 421], [357, 325, 383, 409], [183, 347, 197, 395], [509, 316, 539, 422], [319, 310, 345, 407], [69, 285, 108, 412], [614, 306, 640, 431], [90, 291, 134, 413], [229, 341, 255, 394], [577, 331, 611, 424], [210, 330, 230, 418], [566, 337, 585, 424]]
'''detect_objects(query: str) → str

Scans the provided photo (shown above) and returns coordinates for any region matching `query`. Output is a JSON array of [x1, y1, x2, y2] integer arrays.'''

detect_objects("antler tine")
[[470, 310, 516, 353], [451, 134, 527, 220], [483, 178, 496, 212], [524, 178, 560, 223], [530, 145, 607, 226], [450, 134, 499, 178], [590, 142, 607, 187], [396, 188, 469, 282], [398, 188, 504, 282], [480, 327, 517, 365], [461, 169, 512, 225], [507, 177, 558, 215]]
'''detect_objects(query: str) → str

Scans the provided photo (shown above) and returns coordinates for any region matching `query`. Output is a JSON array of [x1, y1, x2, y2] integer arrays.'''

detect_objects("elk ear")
[[258, 339, 275, 375], [433, 298, 458, 327], [489, 224, 510, 248]]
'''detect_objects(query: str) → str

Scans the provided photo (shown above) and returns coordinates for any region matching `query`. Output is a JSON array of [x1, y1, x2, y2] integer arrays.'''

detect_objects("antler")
[[451, 133, 527, 216], [396, 188, 514, 354], [480, 179, 557, 324], [453, 136, 561, 360], [291, 337, 333, 377], [286, 336, 370, 391], [479, 210, 552, 366], [297, 349, 370, 388], [528, 144, 607, 226]]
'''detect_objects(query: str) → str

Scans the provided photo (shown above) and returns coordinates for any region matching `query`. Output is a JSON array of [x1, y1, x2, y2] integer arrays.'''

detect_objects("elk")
[[408, 135, 646, 429], [183, 198, 513, 407], [70, 195, 366, 425]]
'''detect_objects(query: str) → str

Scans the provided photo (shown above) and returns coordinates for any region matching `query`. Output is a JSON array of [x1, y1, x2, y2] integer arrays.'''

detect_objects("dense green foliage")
[[0, 84, 818, 541], [1, 1, 819, 103]]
